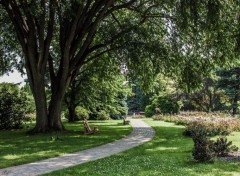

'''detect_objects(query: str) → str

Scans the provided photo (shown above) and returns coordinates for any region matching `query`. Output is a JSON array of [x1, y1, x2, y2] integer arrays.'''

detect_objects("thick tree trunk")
[[67, 81, 77, 122], [48, 91, 65, 131], [48, 75, 70, 131], [30, 79, 49, 133], [68, 105, 76, 122]]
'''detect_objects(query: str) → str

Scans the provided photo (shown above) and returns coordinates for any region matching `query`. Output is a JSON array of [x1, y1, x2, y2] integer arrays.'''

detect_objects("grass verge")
[[44, 119, 240, 176], [0, 120, 131, 169]]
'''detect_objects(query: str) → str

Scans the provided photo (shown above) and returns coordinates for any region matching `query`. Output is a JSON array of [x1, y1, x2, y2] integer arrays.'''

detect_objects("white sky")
[[0, 70, 27, 85]]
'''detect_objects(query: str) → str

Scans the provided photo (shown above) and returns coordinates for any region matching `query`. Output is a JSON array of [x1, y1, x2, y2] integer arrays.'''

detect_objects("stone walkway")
[[0, 119, 155, 176]]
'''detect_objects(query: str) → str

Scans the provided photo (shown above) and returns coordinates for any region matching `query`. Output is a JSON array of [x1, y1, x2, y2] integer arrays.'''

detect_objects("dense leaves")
[[0, 83, 27, 130], [216, 67, 240, 115]]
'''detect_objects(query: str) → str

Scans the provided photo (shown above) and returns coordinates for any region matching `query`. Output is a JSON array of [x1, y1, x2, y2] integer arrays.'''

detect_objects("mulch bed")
[[219, 152, 240, 161]]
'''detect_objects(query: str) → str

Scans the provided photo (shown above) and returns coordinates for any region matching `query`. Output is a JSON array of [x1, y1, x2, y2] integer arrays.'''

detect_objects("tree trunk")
[[67, 81, 77, 122], [232, 95, 238, 116], [48, 91, 65, 131], [30, 78, 49, 133], [68, 105, 76, 122], [48, 75, 70, 131]]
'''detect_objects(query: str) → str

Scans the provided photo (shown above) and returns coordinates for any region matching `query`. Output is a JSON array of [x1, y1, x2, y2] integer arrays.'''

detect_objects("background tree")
[[216, 67, 240, 116], [65, 57, 130, 122], [181, 76, 226, 112]]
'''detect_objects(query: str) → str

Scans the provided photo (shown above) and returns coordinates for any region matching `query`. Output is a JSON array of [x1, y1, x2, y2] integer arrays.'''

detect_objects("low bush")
[[75, 106, 89, 120], [96, 110, 110, 120], [189, 120, 238, 162], [153, 96, 180, 114], [213, 137, 238, 157], [192, 137, 216, 162], [145, 105, 155, 117]]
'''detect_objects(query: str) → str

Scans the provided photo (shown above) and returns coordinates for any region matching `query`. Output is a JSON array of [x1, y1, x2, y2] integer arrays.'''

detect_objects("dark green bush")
[[144, 105, 155, 117], [0, 83, 27, 129], [75, 106, 89, 120], [154, 96, 180, 114], [192, 137, 216, 162], [213, 137, 238, 157]]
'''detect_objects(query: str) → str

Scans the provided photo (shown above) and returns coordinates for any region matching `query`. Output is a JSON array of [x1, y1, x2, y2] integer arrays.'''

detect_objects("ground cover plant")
[[44, 119, 240, 176], [0, 120, 131, 169]]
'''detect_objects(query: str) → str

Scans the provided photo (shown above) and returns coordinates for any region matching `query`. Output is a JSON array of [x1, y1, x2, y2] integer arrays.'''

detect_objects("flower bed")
[[153, 112, 240, 162], [153, 112, 240, 135]]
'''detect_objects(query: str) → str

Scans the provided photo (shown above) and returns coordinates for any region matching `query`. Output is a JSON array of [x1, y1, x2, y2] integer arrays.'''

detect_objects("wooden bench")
[[123, 116, 130, 125], [83, 119, 98, 135]]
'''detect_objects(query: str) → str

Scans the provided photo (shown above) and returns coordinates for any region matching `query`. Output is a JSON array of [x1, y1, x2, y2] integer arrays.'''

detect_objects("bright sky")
[[0, 70, 27, 85]]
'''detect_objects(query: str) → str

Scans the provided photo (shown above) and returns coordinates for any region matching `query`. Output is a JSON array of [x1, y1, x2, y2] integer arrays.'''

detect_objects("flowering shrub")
[[153, 112, 240, 162], [153, 112, 240, 135]]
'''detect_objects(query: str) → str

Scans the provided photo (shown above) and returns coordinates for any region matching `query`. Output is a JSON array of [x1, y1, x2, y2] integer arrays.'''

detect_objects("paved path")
[[0, 119, 155, 176]]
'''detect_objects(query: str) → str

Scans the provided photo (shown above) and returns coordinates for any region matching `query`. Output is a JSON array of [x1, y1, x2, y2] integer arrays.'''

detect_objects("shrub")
[[154, 96, 180, 114], [75, 106, 89, 120], [213, 137, 238, 157], [192, 137, 216, 162], [0, 83, 27, 129], [145, 105, 155, 117], [96, 110, 110, 120], [23, 113, 36, 122]]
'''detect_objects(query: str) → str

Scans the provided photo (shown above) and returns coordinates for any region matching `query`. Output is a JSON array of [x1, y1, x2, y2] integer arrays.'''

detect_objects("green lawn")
[[45, 119, 240, 176], [0, 120, 131, 169]]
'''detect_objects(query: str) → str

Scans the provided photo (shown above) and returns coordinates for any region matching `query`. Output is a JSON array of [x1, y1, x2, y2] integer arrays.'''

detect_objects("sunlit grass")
[[0, 120, 131, 168], [44, 119, 240, 176]]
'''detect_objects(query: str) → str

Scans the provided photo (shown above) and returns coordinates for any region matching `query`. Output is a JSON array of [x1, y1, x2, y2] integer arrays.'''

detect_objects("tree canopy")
[[1, 0, 239, 132]]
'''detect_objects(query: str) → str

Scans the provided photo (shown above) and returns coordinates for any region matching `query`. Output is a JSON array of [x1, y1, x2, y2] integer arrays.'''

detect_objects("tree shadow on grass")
[[0, 120, 132, 169]]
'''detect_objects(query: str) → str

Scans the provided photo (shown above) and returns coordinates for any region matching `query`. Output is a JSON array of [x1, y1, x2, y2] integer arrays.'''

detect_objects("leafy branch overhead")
[[1, 0, 239, 132]]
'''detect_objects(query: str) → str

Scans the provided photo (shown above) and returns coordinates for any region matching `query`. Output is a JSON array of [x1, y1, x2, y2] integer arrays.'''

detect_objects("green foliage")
[[188, 120, 238, 162], [192, 136, 216, 162], [153, 96, 180, 114], [65, 58, 130, 122], [216, 67, 240, 115], [23, 113, 36, 122], [127, 80, 150, 113], [75, 107, 89, 120], [21, 85, 35, 113], [144, 105, 155, 117], [0, 83, 26, 129], [213, 137, 239, 157], [96, 110, 110, 120]]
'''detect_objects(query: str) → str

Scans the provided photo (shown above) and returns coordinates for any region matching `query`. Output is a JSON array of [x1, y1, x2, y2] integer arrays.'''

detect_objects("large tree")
[[0, 1, 175, 132]]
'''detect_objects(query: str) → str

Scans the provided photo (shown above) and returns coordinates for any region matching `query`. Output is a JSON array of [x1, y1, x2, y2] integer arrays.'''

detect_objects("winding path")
[[0, 119, 155, 176]]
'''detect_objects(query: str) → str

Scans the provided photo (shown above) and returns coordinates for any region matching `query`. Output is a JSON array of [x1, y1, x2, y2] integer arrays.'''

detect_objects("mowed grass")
[[45, 119, 240, 176], [0, 120, 131, 169]]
